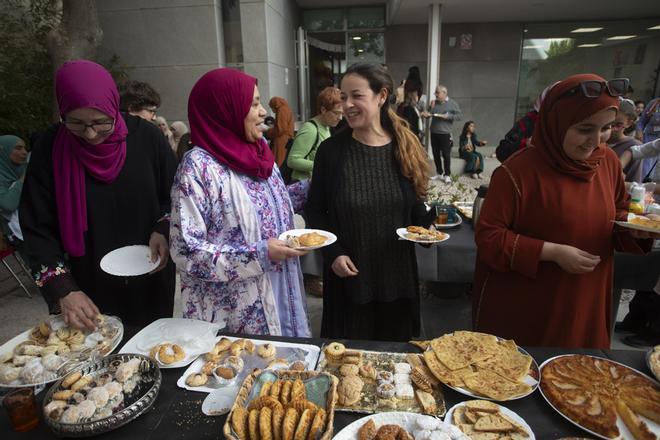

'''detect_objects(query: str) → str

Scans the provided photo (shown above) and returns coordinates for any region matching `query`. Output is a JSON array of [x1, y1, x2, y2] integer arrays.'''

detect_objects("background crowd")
[[1, 59, 659, 350]]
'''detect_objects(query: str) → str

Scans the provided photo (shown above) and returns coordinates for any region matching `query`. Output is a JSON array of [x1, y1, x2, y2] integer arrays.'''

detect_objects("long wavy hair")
[[343, 63, 430, 198]]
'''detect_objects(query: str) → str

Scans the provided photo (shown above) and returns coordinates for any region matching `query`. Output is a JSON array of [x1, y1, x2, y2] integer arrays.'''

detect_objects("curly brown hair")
[[343, 63, 430, 198]]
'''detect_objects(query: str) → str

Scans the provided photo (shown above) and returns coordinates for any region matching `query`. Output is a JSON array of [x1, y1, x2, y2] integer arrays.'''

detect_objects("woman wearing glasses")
[[19, 60, 177, 330], [473, 74, 658, 349]]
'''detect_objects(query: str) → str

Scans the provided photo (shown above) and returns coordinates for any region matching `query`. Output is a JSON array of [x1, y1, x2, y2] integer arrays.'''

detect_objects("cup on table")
[[434, 207, 449, 224], [3, 388, 39, 432]]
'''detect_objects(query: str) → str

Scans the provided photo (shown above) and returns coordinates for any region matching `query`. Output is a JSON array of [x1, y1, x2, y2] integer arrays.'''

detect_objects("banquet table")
[[303, 221, 659, 288], [1, 327, 655, 439]]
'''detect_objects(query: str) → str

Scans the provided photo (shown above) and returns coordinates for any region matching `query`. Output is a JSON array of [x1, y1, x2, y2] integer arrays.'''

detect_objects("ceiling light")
[[606, 35, 636, 40], [523, 45, 542, 49], [648, 25, 660, 30], [352, 36, 362, 40], [357, 49, 364, 53], [571, 27, 603, 33], [578, 43, 601, 48]]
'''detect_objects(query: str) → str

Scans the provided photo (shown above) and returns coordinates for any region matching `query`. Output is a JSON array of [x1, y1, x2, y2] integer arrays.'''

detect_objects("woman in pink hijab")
[[170, 68, 311, 337], [20, 60, 177, 329]]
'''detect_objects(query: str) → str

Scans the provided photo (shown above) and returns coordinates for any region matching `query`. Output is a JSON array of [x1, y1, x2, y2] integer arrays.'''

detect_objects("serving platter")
[[333, 411, 454, 440], [539, 354, 660, 440], [0, 315, 123, 389], [444, 401, 535, 439]]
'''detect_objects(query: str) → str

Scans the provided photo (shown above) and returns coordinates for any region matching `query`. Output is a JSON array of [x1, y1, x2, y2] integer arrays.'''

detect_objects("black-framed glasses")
[[562, 78, 630, 99], [63, 119, 115, 134]]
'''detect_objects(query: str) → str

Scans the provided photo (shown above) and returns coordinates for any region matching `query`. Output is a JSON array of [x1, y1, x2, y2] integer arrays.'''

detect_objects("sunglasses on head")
[[562, 78, 629, 99]]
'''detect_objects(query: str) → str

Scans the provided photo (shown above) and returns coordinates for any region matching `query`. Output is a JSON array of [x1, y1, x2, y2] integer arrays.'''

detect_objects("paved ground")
[[0, 145, 642, 351]]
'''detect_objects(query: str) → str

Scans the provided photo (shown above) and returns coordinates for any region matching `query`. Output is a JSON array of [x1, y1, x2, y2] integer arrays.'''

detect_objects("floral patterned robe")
[[170, 147, 310, 337]]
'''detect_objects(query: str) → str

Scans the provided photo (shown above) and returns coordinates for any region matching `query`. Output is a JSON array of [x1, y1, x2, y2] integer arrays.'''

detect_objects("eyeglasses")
[[562, 78, 630, 99], [63, 119, 115, 135]]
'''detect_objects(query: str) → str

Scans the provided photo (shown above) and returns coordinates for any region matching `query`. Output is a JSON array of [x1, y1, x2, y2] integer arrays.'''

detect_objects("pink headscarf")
[[53, 60, 128, 257], [188, 68, 274, 179]]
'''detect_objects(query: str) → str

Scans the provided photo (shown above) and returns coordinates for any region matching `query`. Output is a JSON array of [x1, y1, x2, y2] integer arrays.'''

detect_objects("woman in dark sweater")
[[20, 60, 177, 329], [305, 63, 434, 341], [459, 120, 486, 179], [398, 90, 422, 139]]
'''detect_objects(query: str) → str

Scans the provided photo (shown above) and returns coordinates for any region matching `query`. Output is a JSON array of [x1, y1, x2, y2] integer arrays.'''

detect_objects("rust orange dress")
[[266, 97, 295, 167], [472, 74, 653, 349]]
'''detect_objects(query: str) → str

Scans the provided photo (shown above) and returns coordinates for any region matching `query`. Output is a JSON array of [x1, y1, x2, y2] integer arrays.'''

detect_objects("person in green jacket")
[[287, 87, 342, 182], [0, 135, 29, 243]]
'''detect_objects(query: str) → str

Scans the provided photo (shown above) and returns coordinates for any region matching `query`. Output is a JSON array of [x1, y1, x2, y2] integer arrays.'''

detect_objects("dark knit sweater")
[[305, 129, 434, 304]]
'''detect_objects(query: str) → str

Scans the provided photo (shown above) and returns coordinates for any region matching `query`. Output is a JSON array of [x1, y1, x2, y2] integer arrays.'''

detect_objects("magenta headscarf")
[[188, 68, 274, 179], [53, 60, 128, 257]]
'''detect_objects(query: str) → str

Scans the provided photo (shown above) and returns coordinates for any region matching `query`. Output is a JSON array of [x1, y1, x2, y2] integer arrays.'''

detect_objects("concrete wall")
[[439, 22, 523, 146], [386, 23, 523, 145], [241, 0, 300, 119], [96, 0, 224, 124]]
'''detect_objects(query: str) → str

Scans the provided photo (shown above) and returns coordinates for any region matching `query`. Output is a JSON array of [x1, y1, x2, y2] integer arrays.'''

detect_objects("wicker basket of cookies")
[[223, 368, 338, 440]]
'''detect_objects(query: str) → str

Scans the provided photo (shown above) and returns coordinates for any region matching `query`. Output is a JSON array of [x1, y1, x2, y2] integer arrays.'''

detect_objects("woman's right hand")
[[267, 238, 307, 262], [544, 242, 601, 274], [60, 291, 100, 331], [331, 255, 359, 278]]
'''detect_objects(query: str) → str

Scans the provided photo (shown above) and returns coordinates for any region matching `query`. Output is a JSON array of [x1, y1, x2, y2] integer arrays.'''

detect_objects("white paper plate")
[[201, 385, 241, 416], [277, 229, 337, 250], [100, 245, 160, 276], [614, 213, 660, 234], [176, 336, 320, 394], [396, 227, 450, 244], [333, 411, 449, 440], [444, 401, 535, 439], [119, 318, 221, 369], [539, 355, 660, 440], [434, 215, 463, 229]]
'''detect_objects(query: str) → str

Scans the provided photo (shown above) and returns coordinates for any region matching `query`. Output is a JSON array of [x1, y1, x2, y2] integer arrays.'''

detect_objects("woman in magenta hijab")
[[170, 68, 311, 337], [20, 60, 177, 329]]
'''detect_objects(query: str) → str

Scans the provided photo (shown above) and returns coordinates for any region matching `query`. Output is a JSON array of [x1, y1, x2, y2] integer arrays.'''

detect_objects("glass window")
[[516, 19, 660, 119], [347, 7, 385, 29], [347, 32, 385, 64], [303, 9, 344, 32], [222, 0, 243, 65]]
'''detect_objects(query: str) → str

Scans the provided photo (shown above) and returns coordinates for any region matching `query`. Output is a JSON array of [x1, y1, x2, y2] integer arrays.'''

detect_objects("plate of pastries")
[[615, 213, 660, 233], [397, 226, 449, 244], [333, 410, 470, 440], [317, 342, 446, 417], [223, 368, 337, 440], [0, 314, 122, 388], [279, 229, 337, 250], [178, 336, 320, 393], [416, 331, 539, 401], [445, 399, 534, 439], [540, 354, 660, 440]]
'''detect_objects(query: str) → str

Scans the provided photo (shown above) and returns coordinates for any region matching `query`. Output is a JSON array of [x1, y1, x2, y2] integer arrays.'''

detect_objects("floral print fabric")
[[170, 148, 310, 337]]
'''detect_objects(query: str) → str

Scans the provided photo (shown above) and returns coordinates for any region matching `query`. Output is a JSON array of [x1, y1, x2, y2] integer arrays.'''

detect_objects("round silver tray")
[[43, 353, 161, 438]]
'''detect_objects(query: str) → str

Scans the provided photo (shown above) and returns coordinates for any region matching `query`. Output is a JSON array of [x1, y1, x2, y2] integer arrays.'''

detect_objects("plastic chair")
[[0, 245, 32, 298]]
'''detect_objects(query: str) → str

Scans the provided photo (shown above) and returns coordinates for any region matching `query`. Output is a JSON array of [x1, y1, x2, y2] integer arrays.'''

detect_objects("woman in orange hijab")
[[473, 74, 659, 349], [266, 97, 295, 167]]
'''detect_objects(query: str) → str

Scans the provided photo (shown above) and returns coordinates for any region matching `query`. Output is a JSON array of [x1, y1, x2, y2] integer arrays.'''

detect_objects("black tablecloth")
[[1, 328, 653, 439]]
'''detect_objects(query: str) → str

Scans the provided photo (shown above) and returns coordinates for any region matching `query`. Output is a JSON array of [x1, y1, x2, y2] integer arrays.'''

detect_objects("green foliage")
[[0, 0, 61, 141], [0, 0, 131, 143], [545, 39, 575, 58]]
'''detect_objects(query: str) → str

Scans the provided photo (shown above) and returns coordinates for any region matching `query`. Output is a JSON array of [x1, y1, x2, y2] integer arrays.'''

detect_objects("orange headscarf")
[[533, 73, 619, 181]]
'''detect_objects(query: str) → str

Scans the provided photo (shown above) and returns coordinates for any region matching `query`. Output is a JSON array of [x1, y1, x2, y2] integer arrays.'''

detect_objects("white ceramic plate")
[[100, 245, 160, 276], [539, 355, 660, 440], [444, 401, 535, 439], [278, 229, 337, 250], [434, 215, 463, 229], [119, 318, 221, 369], [0, 315, 123, 388], [176, 336, 320, 394], [396, 227, 450, 244], [614, 213, 660, 234], [333, 411, 451, 440]]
